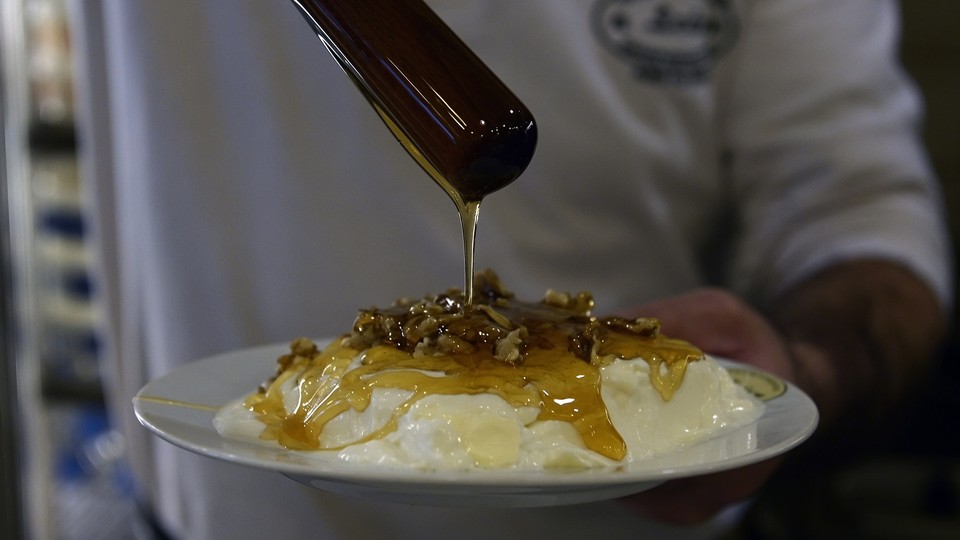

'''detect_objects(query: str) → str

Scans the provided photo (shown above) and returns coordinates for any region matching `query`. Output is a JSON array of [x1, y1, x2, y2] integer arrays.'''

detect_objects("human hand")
[[616, 260, 946, 524], [621, 288, 795, 382], [616, 288, 795, 524]]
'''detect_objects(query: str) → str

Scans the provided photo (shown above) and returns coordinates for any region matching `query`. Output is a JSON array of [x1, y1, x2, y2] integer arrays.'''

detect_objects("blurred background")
[[1, 1, 957, 539]]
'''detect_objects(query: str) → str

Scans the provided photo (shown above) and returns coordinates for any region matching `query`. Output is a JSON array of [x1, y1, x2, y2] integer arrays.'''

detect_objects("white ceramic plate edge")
[[133, 341, 818, 507]]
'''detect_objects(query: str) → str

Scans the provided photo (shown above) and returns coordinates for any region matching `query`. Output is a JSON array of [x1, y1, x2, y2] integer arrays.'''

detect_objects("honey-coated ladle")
[[290, 0, 538, 304]]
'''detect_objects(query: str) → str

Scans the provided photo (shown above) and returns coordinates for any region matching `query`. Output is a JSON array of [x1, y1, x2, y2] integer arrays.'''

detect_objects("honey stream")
[[292, 0, 537, 304]]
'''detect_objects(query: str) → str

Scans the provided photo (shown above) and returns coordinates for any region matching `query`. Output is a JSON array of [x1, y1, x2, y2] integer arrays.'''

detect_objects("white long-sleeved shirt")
[[72, 1, 951, 538]]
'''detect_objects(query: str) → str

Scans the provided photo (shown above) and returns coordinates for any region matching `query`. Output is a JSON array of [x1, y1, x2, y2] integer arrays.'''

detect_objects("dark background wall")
[[900, 0, 959, 318]]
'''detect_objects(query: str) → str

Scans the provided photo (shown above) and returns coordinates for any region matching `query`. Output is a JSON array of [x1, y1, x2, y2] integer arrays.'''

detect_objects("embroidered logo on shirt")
[[592, 0, 739, 84]]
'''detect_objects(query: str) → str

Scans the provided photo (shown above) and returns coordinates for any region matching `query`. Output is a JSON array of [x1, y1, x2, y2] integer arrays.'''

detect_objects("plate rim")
[[133, 341, 819, 490]]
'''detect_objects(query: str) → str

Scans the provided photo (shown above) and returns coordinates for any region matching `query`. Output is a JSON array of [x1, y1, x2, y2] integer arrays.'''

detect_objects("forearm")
[[768, 258, 948, 439]]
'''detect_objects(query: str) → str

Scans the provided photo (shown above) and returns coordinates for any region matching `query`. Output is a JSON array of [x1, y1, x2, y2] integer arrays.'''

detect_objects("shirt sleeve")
[[718, 0, 953, 309]]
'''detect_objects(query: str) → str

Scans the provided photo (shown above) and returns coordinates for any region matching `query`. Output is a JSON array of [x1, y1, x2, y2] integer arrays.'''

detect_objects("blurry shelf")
[[41, 373, 104, 405], [28, 121, 76, 151]]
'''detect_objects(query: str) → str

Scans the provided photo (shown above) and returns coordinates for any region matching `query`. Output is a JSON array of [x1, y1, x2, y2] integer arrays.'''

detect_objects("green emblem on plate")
[[727, 368, 787, 401]]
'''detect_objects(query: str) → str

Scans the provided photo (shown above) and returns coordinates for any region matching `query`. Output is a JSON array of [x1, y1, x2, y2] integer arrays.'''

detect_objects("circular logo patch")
[[592, 0, 739, 83]]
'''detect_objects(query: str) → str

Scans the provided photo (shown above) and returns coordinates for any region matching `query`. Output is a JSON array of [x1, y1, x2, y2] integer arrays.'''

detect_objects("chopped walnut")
[[495, 327, 527, 364], [473, 268, 514, 301], [476, 304, 514, 329], [436, 333, 475, 355], [568, 319, 603, 363], [339, 270, 664, 367], [603, 316, 661, 338], [543, 289, 594, 316], [261, 337, 319, 391]]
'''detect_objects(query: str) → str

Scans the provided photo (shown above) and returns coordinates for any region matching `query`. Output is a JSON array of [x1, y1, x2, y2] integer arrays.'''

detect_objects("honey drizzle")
[[243, 285, 702, 461], [293, 1, 537, 306]]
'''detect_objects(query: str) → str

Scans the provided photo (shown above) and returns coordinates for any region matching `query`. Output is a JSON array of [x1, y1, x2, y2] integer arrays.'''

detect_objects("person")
[[71, 0, 952, 538]]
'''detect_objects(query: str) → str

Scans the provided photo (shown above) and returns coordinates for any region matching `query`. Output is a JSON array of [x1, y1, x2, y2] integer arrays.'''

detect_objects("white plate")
[[133, 342, 818, 508]]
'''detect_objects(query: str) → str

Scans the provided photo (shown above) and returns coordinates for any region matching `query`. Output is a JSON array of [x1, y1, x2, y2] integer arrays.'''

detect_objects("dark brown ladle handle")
[[291, 0, 537, 202]]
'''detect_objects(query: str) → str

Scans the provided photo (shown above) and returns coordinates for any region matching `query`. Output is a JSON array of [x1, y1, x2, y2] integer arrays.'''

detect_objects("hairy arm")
[[621, 258, 948, 523], [770, 258, 947, 439]]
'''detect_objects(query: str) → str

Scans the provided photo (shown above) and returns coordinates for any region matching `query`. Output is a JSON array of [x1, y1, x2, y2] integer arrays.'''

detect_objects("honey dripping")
[[246, 271, 703, 461], [291, 0, 537, 304], [282, 2, 698, 461]]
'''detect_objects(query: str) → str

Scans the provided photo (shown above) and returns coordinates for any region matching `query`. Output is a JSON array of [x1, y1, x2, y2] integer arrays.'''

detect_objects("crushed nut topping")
[[339, 269, 674, 367]]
